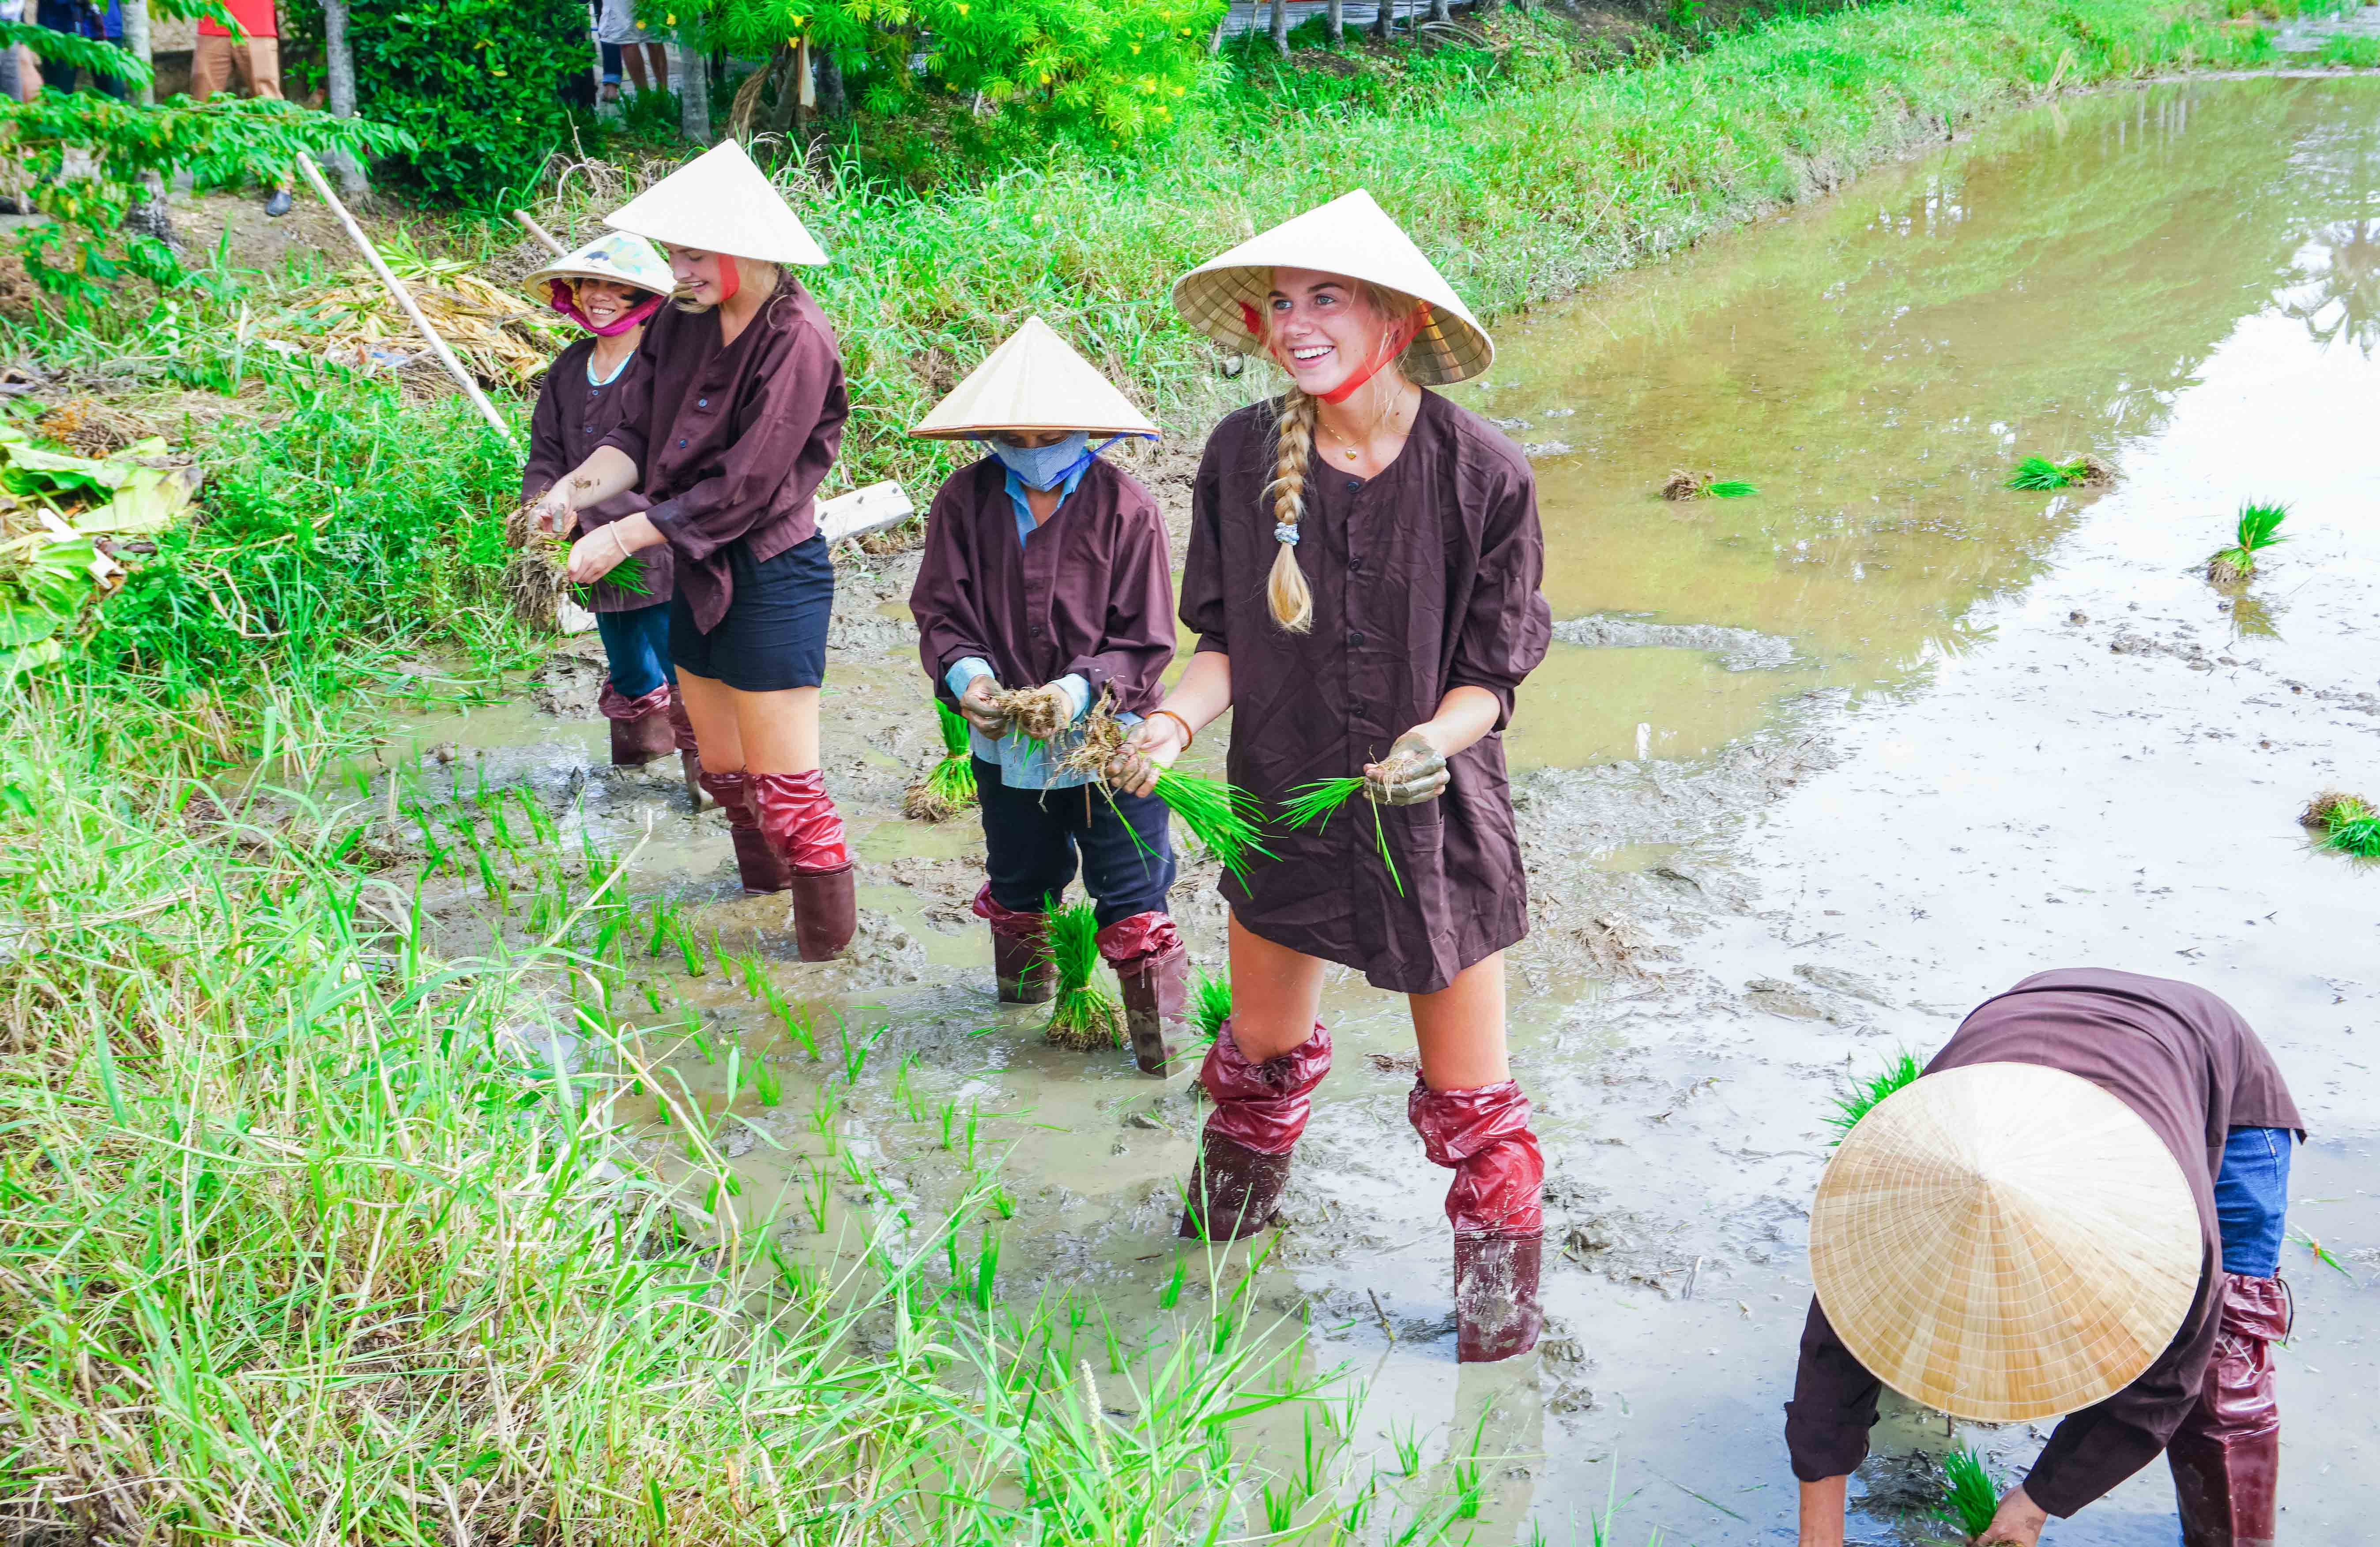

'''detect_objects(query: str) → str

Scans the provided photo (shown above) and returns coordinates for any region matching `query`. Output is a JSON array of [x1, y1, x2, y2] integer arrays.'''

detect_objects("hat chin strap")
[[714, 255, 741, 303], [1240, 300, 1433, 406]]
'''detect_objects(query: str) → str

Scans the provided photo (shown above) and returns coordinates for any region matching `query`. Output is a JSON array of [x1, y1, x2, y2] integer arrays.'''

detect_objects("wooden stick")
[[293, 151, 513, 443], [510, 208, 569, 257]]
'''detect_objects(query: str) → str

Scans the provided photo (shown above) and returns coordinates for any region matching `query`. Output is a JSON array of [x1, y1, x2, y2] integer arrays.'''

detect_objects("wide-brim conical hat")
[[910, 316, 1158, 440], [604, 140, 828, 267], [1171, 189, 1491, 386], [1810, 1063, 2200, 1422], [523, 231, 676, 301]]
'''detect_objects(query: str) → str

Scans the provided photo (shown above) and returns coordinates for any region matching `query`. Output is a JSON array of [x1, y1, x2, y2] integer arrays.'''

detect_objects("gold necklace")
[[1319, 423, 1362, 463]]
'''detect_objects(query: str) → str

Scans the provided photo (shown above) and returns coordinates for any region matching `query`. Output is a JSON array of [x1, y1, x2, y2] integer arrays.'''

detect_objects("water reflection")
[[2280, 219, 2380, 353]]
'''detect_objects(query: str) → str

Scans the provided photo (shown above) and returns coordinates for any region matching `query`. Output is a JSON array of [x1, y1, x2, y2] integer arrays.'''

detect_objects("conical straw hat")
[[910, 317, 1159, 440], [604, 140, 828, 266], [523, 231, 676, 301], [1171, 189, 1492, 386], [1809, 1063, 2201, 1422]]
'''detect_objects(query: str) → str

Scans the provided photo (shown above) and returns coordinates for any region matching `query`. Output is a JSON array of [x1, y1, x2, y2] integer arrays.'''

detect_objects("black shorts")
[[670, 534, 832, 692]]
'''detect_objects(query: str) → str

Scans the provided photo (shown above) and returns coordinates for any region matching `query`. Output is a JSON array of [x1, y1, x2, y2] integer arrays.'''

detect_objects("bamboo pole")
[[294, 152, 513, 442], [510, 209, 569, 257]]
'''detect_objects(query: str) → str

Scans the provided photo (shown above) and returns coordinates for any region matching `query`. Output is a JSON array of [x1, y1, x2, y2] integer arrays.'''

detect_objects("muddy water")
[[379, 76, 2380, 1545]]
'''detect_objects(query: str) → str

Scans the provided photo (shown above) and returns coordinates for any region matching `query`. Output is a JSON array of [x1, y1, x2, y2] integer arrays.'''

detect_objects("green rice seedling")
[[1057, 706, 1273, 883], [1393, 1419, 1425, 1478], [1262, 1483, 1298, 1533], [1939, 1445, 2000, 1539], [2289, 1226, 2354, 1278], [2301, 789, 2380, 857], [990, 1185, 1016, 1220], [1158, 1255, 1187, 1310], [968, 1230, 1002, 1311], [1707, 479, 1758, 498], [1284, 775, 1405, 896], [691, 1026, 716, 1065], [2004, 453, 2114, 491], [1827, 1049, 1923, 1143], [1190, 967, 1233, 1045], [2208, 501, 2289, 582], [752, 1056, 781, 1107], [800, 1162, 831, 1232], [937, 1097, 960, 1150], [904, 701, 980, 821], [672, 917, 705, 977], [1041, 898, 1126, 1052], [1661, 468, 1759, 500]]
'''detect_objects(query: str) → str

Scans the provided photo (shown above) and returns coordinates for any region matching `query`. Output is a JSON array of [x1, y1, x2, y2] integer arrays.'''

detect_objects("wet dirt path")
[[380, 76, 2378, 1545]]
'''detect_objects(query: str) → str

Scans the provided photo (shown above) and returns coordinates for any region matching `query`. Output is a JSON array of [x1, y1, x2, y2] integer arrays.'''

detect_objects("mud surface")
[[375, 78, 2380, 1544]]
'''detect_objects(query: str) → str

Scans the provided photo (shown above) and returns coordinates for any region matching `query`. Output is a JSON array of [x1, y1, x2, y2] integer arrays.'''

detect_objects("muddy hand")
[[1008, 683, 1074, 742], [528, 484, 574, 539], [957, 675, 1009, 737], [1974, 1488, 2046, 1547], [564, 528, 627, 586], [1108, 717, 1183, 798], [1364, 731, 1449, 806]]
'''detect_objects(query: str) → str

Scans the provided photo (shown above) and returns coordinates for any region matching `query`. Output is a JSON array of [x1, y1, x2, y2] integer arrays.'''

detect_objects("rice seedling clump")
[[2207, 501, 2288, 583], [1042, 897, 1126, 1051], [1191, 968, 1233, 1045], [1283, 774, 1405, 894], [1054, 703, 1273, 884], [2004, 453, 2115, 491], [1661, 468, 1759, 500], [903, 700, 979, 821], [2300, 789, 2380, 857], [1938, 1445, 2002, 1539], [1825, 1048, 1923, 1143]]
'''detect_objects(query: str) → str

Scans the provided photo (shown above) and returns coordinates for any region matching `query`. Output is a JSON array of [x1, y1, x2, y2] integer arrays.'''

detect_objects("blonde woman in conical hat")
[[518, 232, 700, 799], [1108, 190, 1554, 1362], [905, 318, 1192, 1075], [527, 141, 857, 963], [1789, 969, 2301, 1547]]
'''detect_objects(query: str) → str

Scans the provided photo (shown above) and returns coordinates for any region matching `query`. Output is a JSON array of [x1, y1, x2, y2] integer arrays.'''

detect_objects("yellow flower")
[[666, 11, 675, 23]]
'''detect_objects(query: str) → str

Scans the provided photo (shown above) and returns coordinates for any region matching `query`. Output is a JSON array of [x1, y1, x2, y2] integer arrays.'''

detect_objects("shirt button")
[[677, 438, 687, 447], [1349, 555, 1364, 572], [1029, 626, 1044, 638], [1347, 630, 1365, 647], [697, 397, 708, 407], [1344, 478, 1361, 491]]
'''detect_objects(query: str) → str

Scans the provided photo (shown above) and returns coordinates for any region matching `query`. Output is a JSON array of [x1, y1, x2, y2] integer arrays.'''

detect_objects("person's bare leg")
[[1410, 952, 1509, 1090], [1224, 912, 1327, 1061], [677, 670, 745, 770], [732, 685, 820, 774], [621, 44, 650, 92], [643, 42, 670, 91]]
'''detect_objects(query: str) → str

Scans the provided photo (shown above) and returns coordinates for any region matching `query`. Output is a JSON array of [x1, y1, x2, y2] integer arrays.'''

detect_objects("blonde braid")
[[1262, 388, 1319, 633]]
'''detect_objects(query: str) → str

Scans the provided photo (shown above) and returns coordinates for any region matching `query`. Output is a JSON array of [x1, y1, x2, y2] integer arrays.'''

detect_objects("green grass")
[[1939, 1445, 2002, 1539], [2209, 499, 2289, 581], [1706, 479, 1759, 498], [1191, 967, 1234, 1045], [2003, 453, 2113, 490], [1041, 895, 1126, 1052], [1151, 769, 1273, 886], [1826, 1049, 1924, 1143]]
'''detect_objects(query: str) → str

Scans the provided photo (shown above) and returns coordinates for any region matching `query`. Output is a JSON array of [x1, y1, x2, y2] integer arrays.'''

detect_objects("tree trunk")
[[1208, 17, 1225, 54], [1429, 0, 1450, 21], [120, 0, 152, 104], [1371, 0, 1393, 41], [1269, 0, 1288, 56], [323, 0, 364, 193], [1327, 0, 1344, 44], [816, 44, 845, 117], [678, 34, 710, 142]]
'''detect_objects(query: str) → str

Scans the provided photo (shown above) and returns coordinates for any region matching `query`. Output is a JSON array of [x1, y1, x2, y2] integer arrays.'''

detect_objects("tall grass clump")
[[1939, 1445, 2003, 1539], [1826, 1048, 1924, 1143], [2207, 500, 2288, 582], [903, 699, 979, 821], [1041, 896, 1126, 1052]]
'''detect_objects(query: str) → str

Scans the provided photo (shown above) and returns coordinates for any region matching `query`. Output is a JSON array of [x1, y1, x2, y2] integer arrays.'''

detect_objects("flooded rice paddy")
[[381, 76, 2380, 1544]]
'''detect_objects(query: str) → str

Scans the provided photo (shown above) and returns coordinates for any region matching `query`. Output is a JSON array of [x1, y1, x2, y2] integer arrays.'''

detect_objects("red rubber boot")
[[666, 685, 705, 809], [1098, 911, 1189, 1076], [1409, 1077, 1545, 1363], [750, 770, 855, 962], [599, 681, 675, 767], [973, 885, 1053, 1004], [696, 769, 791, 895], [1179, 1020, 1331, 1241], [2170, 1273, 2289, 1547]]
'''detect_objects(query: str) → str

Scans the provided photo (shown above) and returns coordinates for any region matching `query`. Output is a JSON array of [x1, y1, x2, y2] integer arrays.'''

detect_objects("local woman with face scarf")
[[519, 233, 699, 798], [526, 142, 856, 962], [904, 318, 1189, 1076], [1109, 192, 1553, 1362]]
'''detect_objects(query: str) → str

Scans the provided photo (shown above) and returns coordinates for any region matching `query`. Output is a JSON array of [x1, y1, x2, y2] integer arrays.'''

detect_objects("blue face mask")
[[991, 432, 1092, 491]]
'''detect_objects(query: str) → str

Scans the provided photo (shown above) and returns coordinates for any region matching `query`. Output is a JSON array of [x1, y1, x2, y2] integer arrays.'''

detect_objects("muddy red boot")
[[751, 770, 855, 961], [667, 686, 705, 810], [696, 769, 790, 894], [1410, 1077, 1545, 1362], [1179, 1019, 1331, 1241], [600, 681, 676, 767], [2169, 1273, 2288, 1547], [1099, 911, 1188, 1076], [973, 885, 1052, 1004]]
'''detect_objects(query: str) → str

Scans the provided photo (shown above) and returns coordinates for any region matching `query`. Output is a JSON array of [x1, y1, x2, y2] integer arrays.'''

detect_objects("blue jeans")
[[2214, 1126, 2292, 1278], [593, 601, 673, 700]]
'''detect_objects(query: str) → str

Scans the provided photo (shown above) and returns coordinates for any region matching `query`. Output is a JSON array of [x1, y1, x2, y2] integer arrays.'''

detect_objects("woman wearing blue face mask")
[[907, 319, 1193, 1075]]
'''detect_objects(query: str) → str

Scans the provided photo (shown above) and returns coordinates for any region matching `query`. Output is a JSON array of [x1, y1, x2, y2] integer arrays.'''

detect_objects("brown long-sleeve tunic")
[[908, 456, 1175, 713], [598, 284, 848, 634], [1181, 389, 1552, 994], [1785, 968, 2304, 1518], [523, 337, 670, 614]]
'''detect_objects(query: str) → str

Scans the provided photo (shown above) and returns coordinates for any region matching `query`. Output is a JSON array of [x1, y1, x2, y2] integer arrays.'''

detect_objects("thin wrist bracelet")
[[1150, 708, 1194, 749], [609, 527, 632, 562]]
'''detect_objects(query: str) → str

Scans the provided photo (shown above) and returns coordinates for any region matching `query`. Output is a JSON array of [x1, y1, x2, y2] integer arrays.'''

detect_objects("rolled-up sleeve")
[[908, 479, 992, 699], [1783, 1298, 1883, 1483], [644, 319, 847, 563], [1446, 458, 1550, 730], [1065, 496, 1175, 702], [1182, 449, 1230, 657]]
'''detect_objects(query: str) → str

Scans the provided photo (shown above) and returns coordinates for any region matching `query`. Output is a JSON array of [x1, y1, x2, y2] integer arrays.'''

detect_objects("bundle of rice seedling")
[[2005, 453, 2116, 491], [1660, 469, 1759, 500], [500, 499, 648, 627], [1042, 897, 1125, 1052], [991, 682, 1074, 742], [1054, 703, 1273, 885], [1282, 774, 1403, 896], [2301, 789, 2380, 857], [1937, 1445, 2000, 1540], [1191, 968, 1233, 1045], [903, 701, 979, 821], [1825, 1049, 1923, 1144], [2207, 502, 2288, 583]]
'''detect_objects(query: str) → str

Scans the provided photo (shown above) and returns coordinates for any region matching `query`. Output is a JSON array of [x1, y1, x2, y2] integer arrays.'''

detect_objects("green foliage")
[[1826, 1049, 1923, 1143], [2006, 453, 2091, 489], [1938, 1445, 2001, 1539], [0, 95, 410, 305], [1707, 479, 1759, 498], [2303, 790, 2380, 858], [0, 20, 151, 87], [1040, 896, 1124, 1050], [2208, 499, 2287, 580], [1283, 775, 1402, 895], [281, 0, 594, 209]]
